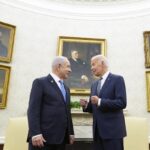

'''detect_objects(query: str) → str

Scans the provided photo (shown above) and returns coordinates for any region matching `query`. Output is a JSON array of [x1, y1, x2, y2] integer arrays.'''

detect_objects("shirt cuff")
[[32, 134, 42, 140], [98, 98, 101, 106]]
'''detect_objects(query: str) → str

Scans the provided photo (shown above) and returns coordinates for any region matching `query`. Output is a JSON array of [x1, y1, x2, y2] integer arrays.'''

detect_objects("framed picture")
[[144, 31, 150, 68], [146, 71, 150, 112], [0, 65, 11, 109], [0, 21, 16, 63], [57, 36, 106, 95]]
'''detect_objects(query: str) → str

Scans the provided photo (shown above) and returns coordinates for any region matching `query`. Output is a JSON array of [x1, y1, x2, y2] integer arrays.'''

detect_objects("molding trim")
[[0, 0, 150, 20], [46, 0, 143, 3]]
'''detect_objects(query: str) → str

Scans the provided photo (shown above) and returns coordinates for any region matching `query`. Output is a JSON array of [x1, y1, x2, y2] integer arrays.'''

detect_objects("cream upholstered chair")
[[3, 116, 149, 150], [3, 117, 28, 150], [124, 117, 149, 150]]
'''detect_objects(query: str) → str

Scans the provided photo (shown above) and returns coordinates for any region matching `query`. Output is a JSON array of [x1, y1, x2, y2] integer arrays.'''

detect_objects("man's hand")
[[32, 135, 46, 148], [69, 135, 75, 144], [91, 96, 99, 105], [80, 99, 88, 108]]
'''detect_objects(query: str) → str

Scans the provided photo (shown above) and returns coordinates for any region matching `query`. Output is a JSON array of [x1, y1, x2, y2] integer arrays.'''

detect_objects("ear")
[[58, 63, 60, 66], [101, 61, 106, 68], [101, 61, 104, 65], [55, 64, 61, 72], [58, 64, 62, 68]]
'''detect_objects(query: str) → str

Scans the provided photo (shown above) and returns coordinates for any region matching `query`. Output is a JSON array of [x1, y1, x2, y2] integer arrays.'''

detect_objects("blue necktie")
[[59, 80, 66, 102], [97, 77, 103, 96]]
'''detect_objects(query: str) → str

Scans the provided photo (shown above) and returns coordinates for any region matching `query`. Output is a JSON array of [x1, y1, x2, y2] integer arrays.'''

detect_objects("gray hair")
[[92, 55, 109, 68], [52, 56, 68, 69]]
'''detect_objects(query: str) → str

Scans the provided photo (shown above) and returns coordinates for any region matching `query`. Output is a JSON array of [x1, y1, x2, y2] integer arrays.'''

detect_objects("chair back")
[[124, 117, 149, 150], [3, 117, 28, 150]]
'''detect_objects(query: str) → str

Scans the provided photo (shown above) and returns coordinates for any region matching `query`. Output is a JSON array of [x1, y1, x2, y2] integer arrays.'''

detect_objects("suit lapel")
[[100, 73, 112, 95], [47, 74, 67, 104]]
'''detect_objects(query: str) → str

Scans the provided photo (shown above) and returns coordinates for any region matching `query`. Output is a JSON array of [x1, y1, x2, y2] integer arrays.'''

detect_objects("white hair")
[[52, 56, 68, 69], [92, 54, 109, 67]]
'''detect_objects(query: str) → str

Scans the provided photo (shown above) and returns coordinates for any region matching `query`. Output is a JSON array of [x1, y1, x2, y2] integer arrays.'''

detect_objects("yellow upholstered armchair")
[[124, 117, 149, 150], [3, 117, 28, 150]]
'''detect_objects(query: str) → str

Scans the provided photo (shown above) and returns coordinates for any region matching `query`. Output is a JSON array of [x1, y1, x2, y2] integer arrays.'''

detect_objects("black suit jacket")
[[27, 74, 74, 144], [84, 73, 127, 139]]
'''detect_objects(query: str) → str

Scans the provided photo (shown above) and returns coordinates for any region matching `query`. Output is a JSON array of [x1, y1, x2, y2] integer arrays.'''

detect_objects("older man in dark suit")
[[27, 56, 74, 150], [80, 55, 127, 150]]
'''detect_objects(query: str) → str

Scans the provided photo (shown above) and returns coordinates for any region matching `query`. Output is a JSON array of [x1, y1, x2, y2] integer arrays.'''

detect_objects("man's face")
[[91, 58, 103, 77], [72, 51, 79, 59], [59, 60, 72, 79]]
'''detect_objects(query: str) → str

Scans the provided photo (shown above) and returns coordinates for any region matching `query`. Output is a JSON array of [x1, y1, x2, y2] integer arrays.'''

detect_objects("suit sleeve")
[[27, 79, 43, 137], [100, 76, 127, 111], [66, 88, 74, 135], [68, 109, 74, 135], [83, 84, 93, 113], [83, 99, 93, 113]]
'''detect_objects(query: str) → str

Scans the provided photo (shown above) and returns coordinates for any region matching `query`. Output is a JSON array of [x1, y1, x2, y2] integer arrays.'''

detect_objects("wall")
[[0, 0, 150, 143]]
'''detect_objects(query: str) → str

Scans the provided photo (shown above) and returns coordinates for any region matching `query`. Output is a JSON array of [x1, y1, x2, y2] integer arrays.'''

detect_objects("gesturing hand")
[[91, 96, 99, 105], [80, 99, 88, 108]]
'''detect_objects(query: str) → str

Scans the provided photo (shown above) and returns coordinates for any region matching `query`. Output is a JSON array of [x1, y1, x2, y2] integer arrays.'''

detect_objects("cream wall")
[[0, 0, 150, 143]]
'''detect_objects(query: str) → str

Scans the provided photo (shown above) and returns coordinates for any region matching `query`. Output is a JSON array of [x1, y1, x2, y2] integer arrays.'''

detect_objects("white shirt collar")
[[102, 71, 110, 81], [50, 73, 61, 84], [99, 71, 110, 88]]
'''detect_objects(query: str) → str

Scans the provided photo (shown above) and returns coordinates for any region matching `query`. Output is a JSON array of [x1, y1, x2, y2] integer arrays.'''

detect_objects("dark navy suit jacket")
[[27, 74, 74, 144], [84, 73, 127, 140]]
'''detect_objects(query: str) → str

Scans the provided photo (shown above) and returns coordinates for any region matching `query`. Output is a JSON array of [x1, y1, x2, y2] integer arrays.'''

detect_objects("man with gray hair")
[[80, 54, 127, 150], [27, 56, 74, 150]]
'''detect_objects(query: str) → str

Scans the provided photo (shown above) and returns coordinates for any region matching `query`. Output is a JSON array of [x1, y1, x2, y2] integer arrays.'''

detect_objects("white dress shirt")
[[98, 71, 110, 106]]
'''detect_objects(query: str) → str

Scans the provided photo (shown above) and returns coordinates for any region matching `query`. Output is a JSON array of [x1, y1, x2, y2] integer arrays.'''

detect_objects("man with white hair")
[[80, 54, 127, 150], [27, 56, 74, 150], [0, 31, 7, 57]]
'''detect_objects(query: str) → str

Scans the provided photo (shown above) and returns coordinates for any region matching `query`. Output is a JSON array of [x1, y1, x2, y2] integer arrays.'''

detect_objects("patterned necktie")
[[59, 80, 66, 102], [97, 77, 103, 96]]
